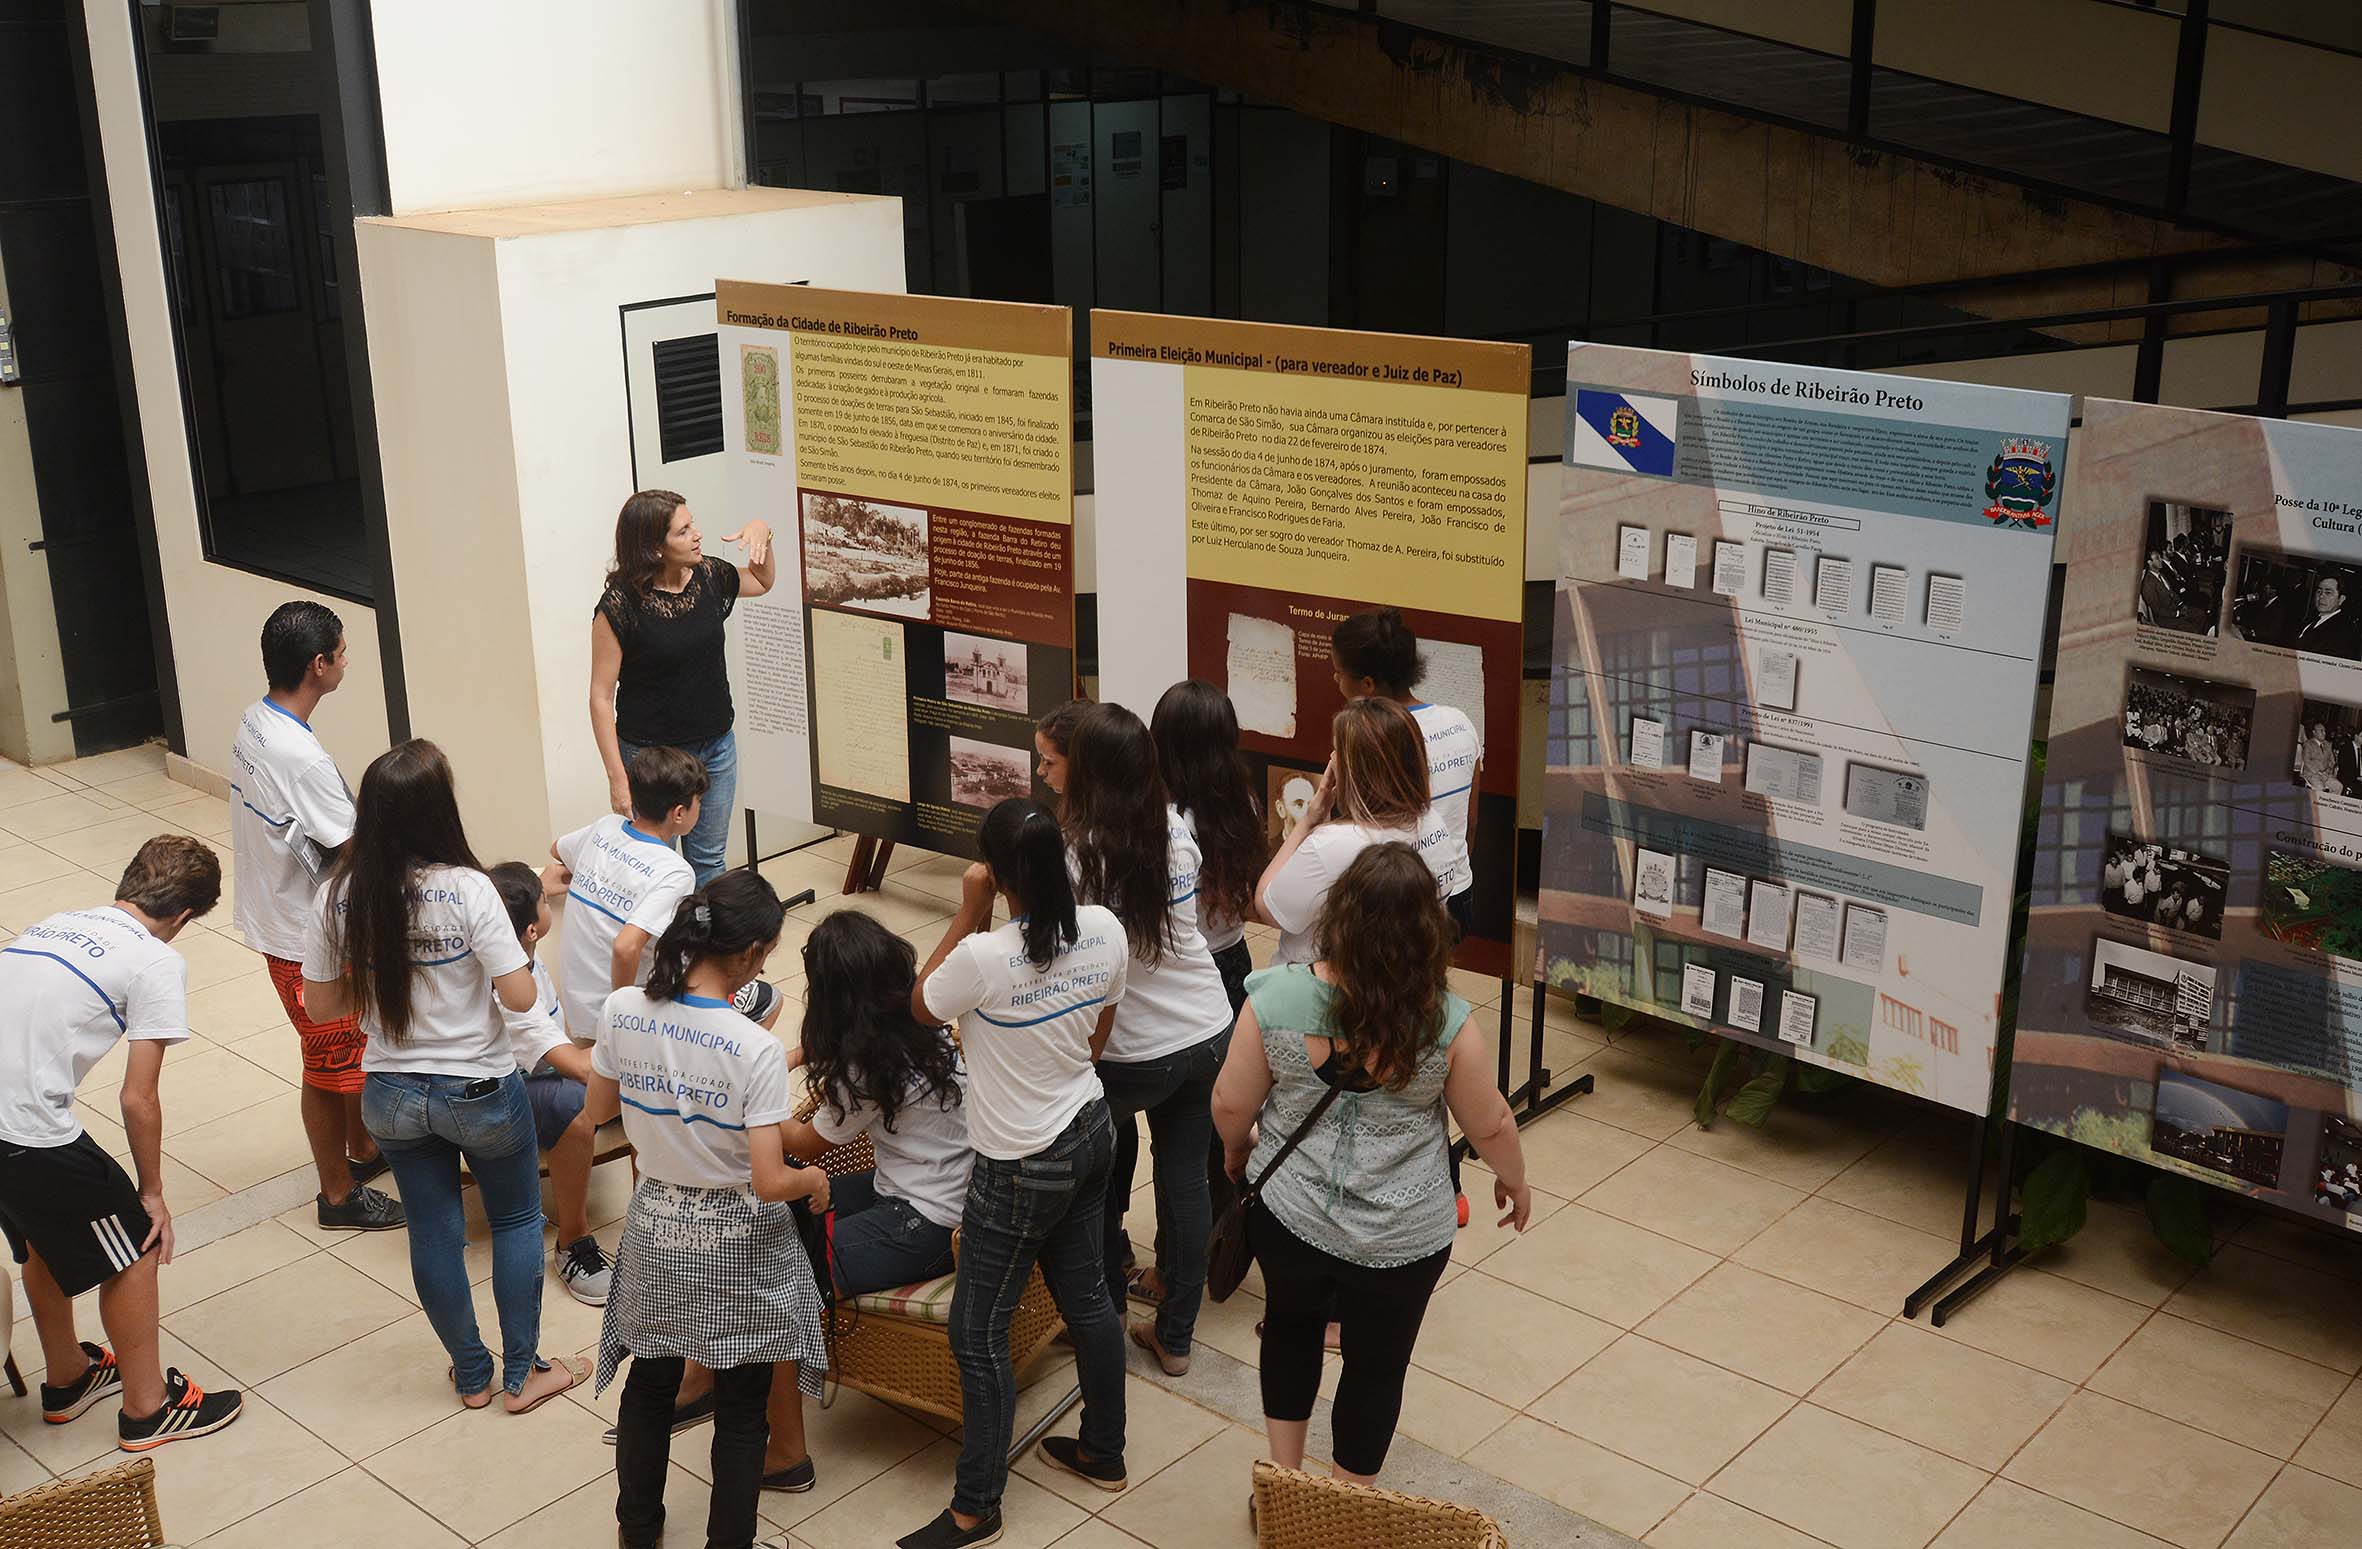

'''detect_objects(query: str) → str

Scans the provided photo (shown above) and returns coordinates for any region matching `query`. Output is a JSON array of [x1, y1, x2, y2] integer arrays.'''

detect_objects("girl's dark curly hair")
[[801, 910, 961, 1132], [1314, 841, 1455, 1092]]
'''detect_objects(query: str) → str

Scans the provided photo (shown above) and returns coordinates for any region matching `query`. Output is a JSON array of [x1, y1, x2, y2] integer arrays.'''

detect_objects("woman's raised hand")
[[723, 520, 772, 567]]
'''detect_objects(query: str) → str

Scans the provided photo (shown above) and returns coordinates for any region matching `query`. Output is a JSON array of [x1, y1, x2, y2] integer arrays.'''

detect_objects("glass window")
[[206, 178, 300, 319]]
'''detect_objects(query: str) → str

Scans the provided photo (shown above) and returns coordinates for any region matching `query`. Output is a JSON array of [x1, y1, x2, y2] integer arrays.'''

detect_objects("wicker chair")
[[1251, 1461, 1508, 1549], [0, 1457, 169, 1549]]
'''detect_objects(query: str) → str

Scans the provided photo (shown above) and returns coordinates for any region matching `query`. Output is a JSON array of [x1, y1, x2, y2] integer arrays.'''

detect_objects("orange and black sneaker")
[[40, 1341, 122, 1422], [117, 1368, 242, 1451]]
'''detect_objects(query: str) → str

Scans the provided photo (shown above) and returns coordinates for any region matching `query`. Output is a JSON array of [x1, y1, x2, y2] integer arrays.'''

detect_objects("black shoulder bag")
[[1207, 1082, 1344, 1303]]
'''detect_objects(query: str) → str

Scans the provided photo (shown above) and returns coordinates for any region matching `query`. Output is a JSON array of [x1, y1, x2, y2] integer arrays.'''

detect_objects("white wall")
[[81, 0, 393, 785], [369, 0, 742, 215]]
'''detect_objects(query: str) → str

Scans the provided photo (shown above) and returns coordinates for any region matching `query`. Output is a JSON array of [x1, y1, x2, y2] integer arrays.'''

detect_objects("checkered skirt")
[[595, 1176, 828, 1397]]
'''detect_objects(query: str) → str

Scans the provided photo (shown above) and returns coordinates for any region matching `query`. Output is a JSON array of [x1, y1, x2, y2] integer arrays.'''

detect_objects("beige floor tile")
[[258, 1309, 486, 1460], [1646, 1490, 1832, 1549], [477, 1462, 797, 1547], [1532, 1332, 1792, 1484], [195, 1464, 467, 1548], [1405, 1270, 1618, 1407], [1637, 1261, 1889, 1395], [1481, 1202, 1720, 1328], [1583, 1145, 1809, 1256], [1811, 1322, 2070, 1471], [166, 1253, 410, 1384], [1552, 1045, 1705, 1141], [0, 762, 68, 805], [59, 744, 165, 786], [90, 768, 198, 810], [1732, 1197, 1956, 1315], [2224, 1465, 2362, 1547], [2292, 1378, 2362, 1489], [1013, 1373, 1227, 1510], [0, 866, 119, 934], [365, 1391, 617, 1540], [170, 928, 267, 993], [0, 1434, 49, 1495], [1477, 1414, 1691, 1538], [0, 789, 128, 843], [163, 1089, 315, 1192], [1929, 1478, 2174, 1549], [1495, 1016, 1607, 1097], [184, 971, 298, 1042], [221, 1026, 307, 1084], [1052, 1520, 1158, 1549], [1664, 1104, 1885, 1193], [149, 793, 236, 842], [1388, 1363, 1516, 1460], [791, 881, 952, 936], [157, 1046, 292, 1136], [2090, 1314, 2349, 1458], [1929, 1266, 2150, 1385], [2230, 1214, 2362, 1284], [75, 1392, 342, 1542], [1450, 1174, 1568, 1274], [325, 1216, 491, 1307], [154, 1220, 319, 1317], [2002, 1391, 2279, 1549], [1190, 1281, 1269, 1368], [657, 1385, 940, 1524], [1100, 1423, 1268, 1549], [0, 837, 85, 890], [2040, 1200, 2198, 1308], [2165, 1245, 2362, 1374], [1507, 1110, 1657, 1201], [40, 812, 196, 876], [1817, 1125, 1994, 1241], [799, 1436, 1086, 1549], [1711, 1404, 1987, 1549]]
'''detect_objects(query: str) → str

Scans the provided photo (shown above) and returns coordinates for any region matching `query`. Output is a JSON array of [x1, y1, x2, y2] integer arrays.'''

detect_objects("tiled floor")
[[7, 744, 2362, 1547]]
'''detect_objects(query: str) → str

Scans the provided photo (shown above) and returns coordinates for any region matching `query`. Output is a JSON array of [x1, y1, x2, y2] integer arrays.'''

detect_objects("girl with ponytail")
[[585, 869, 832, 1546], [901, 798, 1134, 1545]]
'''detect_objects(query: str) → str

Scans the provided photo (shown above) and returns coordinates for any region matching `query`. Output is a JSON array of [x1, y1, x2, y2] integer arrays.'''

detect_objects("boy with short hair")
[[229, 600, 403, 1232], [0, 836, 246, 1450], [486, 861, 607, 1305]]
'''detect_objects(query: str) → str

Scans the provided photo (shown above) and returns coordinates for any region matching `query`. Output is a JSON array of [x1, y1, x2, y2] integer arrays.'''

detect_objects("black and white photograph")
[[2228, 547, 2362, 659], [2099, 831, 2228, 940], [947, 735, 1032, 810], [2134, 500, 2231, 637], [2315, 1115, 2362, 1211], [801, 490, 932, 617], [2085, 936, 2216, 1053], [2150, 1070, 2288, 1190], [942, 631, 1029, 711], [2289, 698, 2362, 798], [2122, 665, 2255, 773]]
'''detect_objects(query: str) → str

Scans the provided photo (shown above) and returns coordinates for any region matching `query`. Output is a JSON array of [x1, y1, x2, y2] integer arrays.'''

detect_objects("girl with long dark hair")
[[1061, 701, 1234, 1376], [1330, 607, 1480, 936], [779, 910, 972, 1295], [300, 741, 573, 1413], [588, 489, 777, 883], [1151, 679, 1266, 1010], [1214, 843, 1531, 1492], [588, 869, 833, 1547], [901, 798, 1130, 1549]]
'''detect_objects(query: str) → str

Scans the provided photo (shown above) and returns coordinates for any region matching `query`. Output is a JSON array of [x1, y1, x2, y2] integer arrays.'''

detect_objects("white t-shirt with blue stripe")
[[1079, 807, 1231, 1065], [301, 865, 529, 1079], [554, 815, 695, 1045], [0, 906, 189, 1147], [229, 696, 356, 961], [920, 906, 1128, 1161], [1409, 700, 1479, 899], [595, 986, 791, 1189]]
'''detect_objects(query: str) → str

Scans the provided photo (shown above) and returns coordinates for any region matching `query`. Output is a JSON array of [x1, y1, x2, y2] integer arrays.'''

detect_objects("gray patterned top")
[[1245, 964, 1470, 1269]]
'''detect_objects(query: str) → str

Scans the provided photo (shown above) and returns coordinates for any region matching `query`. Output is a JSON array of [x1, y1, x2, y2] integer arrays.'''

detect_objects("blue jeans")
[[830, 1171, 956, 1297], [1100, 1029, 1229, 1355], [949, 1100, 1125, 1516], [618, 728, 737, 885], [361, 1070, 548, 1395]]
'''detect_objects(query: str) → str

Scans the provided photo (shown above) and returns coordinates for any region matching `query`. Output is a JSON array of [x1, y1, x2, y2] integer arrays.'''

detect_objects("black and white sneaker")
[[602, 1387, 716, 1444], [317, 1182, 406, 1231], [39, 1342, 121, 1423], [557, 1234, 614, 1306], [761, 1456, 817, 1493], [896, 1508, 1003, 1549], [1036, 1435, 1126, 1491], [117, 1369, 242, 1451], [732, 979, 780, 1026]]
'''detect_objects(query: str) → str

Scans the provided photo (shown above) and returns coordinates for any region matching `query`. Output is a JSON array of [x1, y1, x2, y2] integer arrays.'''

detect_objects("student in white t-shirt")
[[1061, 702, 1232, 1378], [904, 797, 1131, 1545], [229, 601, 401, 1230], [1331, 607, 1480, 936], [780, 909, 972, 1296], [544, 744, 705, 1045], [0, 837, 245, 1452], [583, 870, 832, 1539], [300, 740, 572, 1416]]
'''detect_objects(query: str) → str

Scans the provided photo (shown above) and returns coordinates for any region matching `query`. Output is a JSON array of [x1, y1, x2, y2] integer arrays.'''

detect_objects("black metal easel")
[[742, 809, 820, 909], [1902, 1064, 2027, 1326]]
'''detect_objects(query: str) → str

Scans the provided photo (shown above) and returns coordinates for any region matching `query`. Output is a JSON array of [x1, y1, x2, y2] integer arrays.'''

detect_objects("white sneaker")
[[557, 1235, 613, 1306]]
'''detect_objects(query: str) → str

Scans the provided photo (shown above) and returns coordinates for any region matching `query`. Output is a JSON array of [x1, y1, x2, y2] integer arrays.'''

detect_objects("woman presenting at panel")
[[589, 489, 774, 886]]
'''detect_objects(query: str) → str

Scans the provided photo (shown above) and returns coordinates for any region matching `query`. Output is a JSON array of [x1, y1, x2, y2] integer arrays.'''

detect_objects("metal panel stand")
[[1902, 1088, 2026, 1326], [742, 810, 819, 908]]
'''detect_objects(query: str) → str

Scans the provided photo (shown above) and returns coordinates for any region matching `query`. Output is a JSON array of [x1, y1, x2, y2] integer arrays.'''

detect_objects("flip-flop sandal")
[[449, 1367, 491, 1410], [503, 1356, 587, 1415]]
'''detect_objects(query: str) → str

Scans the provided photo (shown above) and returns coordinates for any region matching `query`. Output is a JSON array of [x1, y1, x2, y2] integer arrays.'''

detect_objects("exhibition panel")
[[1538, 345, 2070, 1115], [716, 280, 1076, 859], [2015, 400, 2362, 1224], [1090, 312, 1531, 975]]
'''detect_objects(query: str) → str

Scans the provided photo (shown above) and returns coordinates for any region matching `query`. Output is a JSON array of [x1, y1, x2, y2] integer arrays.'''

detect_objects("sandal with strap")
[[503, 1356, 587, 1415], [448, 1366, 491, 1410]]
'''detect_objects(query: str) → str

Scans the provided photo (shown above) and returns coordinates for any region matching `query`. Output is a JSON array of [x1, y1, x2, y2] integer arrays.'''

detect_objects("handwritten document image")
[[812, 609, 912, 803], [1227, 612, 1299, 738]]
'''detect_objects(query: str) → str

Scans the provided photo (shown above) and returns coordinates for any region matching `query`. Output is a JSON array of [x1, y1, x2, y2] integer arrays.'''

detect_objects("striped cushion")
[[849, 1272, 958, 1324]]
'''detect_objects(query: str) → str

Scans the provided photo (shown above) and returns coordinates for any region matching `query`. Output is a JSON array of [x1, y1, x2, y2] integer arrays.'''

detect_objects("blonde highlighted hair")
[[1329, 697, 1429, 828]]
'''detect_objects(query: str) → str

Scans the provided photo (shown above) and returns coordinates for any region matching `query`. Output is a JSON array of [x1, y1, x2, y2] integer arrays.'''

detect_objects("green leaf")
[[1792, 1059, 1853, 1095], [1695, 1038, 1744, 1128], [2018, 1149, 2089, 1252], [2145, 1176, 2215, 1268], [1600, 1001, 1638, 1032], [1724, 1056, 1791, 1127]]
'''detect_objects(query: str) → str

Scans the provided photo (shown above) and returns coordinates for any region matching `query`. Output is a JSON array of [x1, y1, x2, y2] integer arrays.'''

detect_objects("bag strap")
[[1242, 1081, 1345, 1202]]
